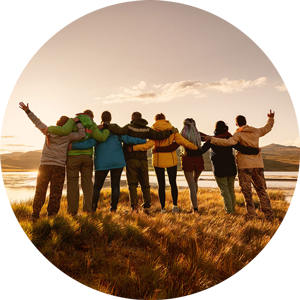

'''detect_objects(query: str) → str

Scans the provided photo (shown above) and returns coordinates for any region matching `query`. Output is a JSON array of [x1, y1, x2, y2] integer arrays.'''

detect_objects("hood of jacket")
[[151, 120, 173, 131], [130, 118, 148, 128], [235, 125, 255, 133], [214, 130, 232, 138], [76, 113, 94, 128]]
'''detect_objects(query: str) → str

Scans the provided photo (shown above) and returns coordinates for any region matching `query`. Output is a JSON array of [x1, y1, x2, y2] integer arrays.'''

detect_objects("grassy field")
[[11, 188, 289, 299]]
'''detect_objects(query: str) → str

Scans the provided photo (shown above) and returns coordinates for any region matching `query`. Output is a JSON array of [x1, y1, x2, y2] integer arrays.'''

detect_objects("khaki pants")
[[126, 159, 151, 209], [215, 176, 236, 214], [238, 168, 274, 218], [67, 155, 93, 215]]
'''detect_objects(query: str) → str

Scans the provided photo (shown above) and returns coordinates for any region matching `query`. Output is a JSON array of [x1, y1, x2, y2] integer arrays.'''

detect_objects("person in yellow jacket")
[[128, 113, 198, 213]]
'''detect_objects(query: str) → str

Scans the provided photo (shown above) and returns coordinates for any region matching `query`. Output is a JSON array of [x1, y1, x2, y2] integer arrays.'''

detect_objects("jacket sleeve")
[[68, 122, 86, 142], [72, 138, 97, 150], [233, 142, 260, 155], [211, 134, 240, 146], [26, 111, 47, 132], [91, 124, 110, 142], [201, 141, 211, 154], [257, 118, 274, 137], [119, 135, 146, 145], [174, 133, 198, 150], [155, 142, 180, 153], [147, 128, 173, 140], [48, 118, 75, 136], [107, 124, 129, 135], [133, 140, 155, 151]]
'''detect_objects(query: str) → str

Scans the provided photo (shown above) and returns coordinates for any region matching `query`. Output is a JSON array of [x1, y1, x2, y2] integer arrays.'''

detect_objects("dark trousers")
[[126, 159, 151, 209], [154, 165, 178, 209], [92, 167, 123, 212], [32, 164, 65, 219]]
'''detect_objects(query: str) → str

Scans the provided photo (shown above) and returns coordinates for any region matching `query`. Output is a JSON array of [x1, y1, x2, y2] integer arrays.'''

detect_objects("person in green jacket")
[[46, 109, 110, 215], [99, 111, 178, 213]]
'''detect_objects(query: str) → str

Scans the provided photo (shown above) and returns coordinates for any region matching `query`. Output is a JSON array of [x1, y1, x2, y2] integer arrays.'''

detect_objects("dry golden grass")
[[11, 187, 289, 299]]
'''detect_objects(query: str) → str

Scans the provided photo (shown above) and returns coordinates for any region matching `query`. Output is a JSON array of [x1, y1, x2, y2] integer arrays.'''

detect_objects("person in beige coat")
[[204, 110, 275, 220]]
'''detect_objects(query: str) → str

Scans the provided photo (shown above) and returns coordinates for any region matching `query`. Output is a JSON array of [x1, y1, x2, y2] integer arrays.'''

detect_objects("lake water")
[[2, 171, 298, 203]]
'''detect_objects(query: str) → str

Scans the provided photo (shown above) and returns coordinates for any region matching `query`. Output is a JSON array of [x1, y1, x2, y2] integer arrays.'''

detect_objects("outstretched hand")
[[267, 109, 275, 118], [19, 102, 29, 111], [98, 124, 104, 130]]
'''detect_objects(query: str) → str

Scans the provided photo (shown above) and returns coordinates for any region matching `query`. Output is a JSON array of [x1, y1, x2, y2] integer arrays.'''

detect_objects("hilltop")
[[1, 144, 299, 172]]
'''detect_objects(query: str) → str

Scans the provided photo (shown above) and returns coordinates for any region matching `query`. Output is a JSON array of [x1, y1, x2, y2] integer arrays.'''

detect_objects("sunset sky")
[[0, 0, 298, 154]]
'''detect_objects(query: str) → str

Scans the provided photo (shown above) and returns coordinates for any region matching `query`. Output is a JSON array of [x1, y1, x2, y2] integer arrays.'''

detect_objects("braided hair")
[[180, 118, 202, 148]]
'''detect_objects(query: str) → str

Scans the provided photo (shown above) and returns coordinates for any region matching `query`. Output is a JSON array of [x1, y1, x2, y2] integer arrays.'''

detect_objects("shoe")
[[30, 215, 38, 222], [172, 205, 179, 213], [192, 208, 200, 214], [132, 205, 139, 213], [142, 208, 150, 215], [161, 209, 166, 214], [109, 209, 116, 214]]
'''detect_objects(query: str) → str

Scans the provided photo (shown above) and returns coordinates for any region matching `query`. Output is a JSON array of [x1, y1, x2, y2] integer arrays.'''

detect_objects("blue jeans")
[[92, 167, 123, 212]]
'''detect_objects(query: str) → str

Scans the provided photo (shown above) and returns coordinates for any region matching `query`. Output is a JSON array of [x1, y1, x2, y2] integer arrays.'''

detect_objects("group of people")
[[19, 101, 275, 221]]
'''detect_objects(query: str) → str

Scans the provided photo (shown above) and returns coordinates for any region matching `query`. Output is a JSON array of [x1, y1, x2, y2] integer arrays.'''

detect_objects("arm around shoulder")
[[48, 118, 75, 136]]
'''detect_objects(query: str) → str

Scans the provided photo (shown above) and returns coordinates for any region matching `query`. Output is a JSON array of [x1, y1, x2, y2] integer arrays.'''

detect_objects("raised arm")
[[257, 110, 275, 137], [19, 102, 47, 132]]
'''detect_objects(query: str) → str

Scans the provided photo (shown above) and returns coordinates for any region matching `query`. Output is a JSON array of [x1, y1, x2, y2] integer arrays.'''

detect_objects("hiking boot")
[[172, 205, 179, 213], [161, 209, 166, 214], [142, 208, 150, 215], [132, 205, 139, 213]]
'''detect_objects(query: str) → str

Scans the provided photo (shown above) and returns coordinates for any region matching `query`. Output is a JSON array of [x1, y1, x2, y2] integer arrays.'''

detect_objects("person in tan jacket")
[[204, 110, 275, 220], [129, 113, 198, 213]]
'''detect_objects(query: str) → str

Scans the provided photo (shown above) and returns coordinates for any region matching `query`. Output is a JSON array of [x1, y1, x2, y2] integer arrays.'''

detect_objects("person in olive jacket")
[[128, 113, 198, 213], [100, 111, 178, 213]]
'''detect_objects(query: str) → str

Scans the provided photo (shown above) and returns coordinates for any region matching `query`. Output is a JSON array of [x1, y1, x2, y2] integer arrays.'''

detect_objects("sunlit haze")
[[1, 1, 298, 154]]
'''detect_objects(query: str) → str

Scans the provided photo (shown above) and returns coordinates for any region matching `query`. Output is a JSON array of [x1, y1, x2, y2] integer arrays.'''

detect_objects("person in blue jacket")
[[70, 111, 146, 213]]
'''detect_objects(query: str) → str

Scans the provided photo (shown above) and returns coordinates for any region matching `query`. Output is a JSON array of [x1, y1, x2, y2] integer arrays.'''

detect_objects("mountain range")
[[1, 144, 299, 172]]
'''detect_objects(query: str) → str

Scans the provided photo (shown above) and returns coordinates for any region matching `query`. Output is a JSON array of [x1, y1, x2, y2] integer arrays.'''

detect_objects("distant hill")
[[1, 144, 299, 172], [1, 150, 42, 171]]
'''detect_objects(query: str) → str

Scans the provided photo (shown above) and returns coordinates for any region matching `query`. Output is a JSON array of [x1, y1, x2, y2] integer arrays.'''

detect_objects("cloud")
[[1, 136, 17, 138], [283, 138, 300, 148], [206, 77, 267, 93], [275, 83, 300, 92], [2, 144, 34, 147], [98, 77, 268, 104]]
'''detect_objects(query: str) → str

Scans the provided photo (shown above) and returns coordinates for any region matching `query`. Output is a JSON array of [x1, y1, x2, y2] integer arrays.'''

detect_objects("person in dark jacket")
[[201, 121, 259, 214], [100, 112, 178, 213]]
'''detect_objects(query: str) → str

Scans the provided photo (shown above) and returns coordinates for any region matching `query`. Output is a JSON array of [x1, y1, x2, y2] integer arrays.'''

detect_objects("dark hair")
[[214, 120, 228, 135], [236, 115, 247, 126], [83, 109, 94, 119], [132, 111, 142, 120], [101, 111, 111, 122], [155, 113, 165, 121], [56, 116, 69, 126]]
